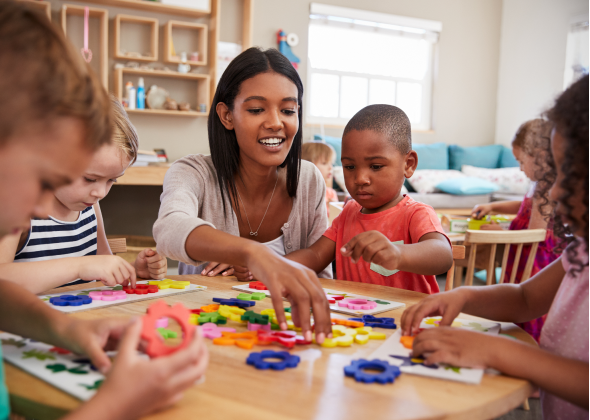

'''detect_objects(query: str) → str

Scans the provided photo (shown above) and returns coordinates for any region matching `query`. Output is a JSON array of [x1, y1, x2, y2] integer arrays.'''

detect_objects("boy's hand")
[[412, 327, 498, 369], [78, 256, 136, 288], [135, 249, 167, 280], [92, 319, 208, 419], [471, 204, 493, 219], [400, 288, 468, 336], [340, 231, 401, 270]]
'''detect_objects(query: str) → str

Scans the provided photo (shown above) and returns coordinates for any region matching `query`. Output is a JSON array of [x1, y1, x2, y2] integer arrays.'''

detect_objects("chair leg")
[[454, 266, 463, 288]]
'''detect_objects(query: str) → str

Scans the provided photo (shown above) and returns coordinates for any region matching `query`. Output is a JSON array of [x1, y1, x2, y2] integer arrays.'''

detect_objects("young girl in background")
[[0, 3, 207, 418], [402, 75, 588, 419], [0, 97, 167, 294], [301, 141, 338, 215], [471, 119, 560, 341]]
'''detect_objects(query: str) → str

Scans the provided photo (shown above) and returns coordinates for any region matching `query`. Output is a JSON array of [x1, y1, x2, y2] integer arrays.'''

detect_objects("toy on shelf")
[[276, 30, 300, 69], [344, 359, 401, 384], [213, 298, 255, 308], [80, 7, 93, 63], [49, 295, 92, 307], [247, 350, 300, 370], [141, 301, 194, 358], [348, 315, 397, 329]]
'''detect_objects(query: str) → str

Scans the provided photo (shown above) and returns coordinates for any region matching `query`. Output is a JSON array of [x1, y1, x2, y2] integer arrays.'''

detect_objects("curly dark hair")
[[545, 74, 589, 274]]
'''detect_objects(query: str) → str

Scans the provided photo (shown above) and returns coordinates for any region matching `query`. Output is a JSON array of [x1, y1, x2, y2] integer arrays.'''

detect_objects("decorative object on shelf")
[[146, 85, 169, 110], [198, 103, 207, 113], [178, 102, 191, 111], [114, 14, 158, 62], [125, 82, 136, 110], [164, 20, 208, 66], [164, 98, 178, 110], [80, 7, 93, 63], [136, 77, 145, 110], [277, 30, 300, 69], [177, 52, 191, 73]]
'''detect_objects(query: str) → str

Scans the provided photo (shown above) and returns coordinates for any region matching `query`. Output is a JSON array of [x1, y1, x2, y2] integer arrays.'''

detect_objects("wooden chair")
[[450, 229, 547, 290], [107, 237, 127, 254], [445, 245, 466, 291]]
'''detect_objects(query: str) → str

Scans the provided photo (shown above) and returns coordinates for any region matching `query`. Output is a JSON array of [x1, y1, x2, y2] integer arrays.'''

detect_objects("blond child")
[[0, 97, 167, 294], [402, 75, 588, 419], [287, 105, 453, 294], [0, 3, 207, 419], [302, 141, 338, 215]]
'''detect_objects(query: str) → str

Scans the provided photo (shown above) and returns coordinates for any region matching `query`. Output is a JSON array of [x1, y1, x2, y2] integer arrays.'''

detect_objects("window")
[[307, 4, 441, 130], [563, 18, 589, 89]]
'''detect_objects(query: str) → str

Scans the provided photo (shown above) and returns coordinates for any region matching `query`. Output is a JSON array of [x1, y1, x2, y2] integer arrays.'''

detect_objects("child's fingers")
[[146, 254, 166, 265], [201, 261, 220, 276], [221, 267, 234, 276], [160, 327, 206, 376], [208, 263, 232, 277], [124, 260, 137, 288], [167, 345, 209, 391], [117, 318, 143, 360]]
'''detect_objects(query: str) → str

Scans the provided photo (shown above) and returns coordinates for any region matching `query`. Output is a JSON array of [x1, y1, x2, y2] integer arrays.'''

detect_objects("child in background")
[[302, 141, 338, 215], [287, 105, 453, 294], [0, 3, 208, 418], [0, 96, 167, 294], [402, 75, 588, 419], [471, 118, 559, 341]]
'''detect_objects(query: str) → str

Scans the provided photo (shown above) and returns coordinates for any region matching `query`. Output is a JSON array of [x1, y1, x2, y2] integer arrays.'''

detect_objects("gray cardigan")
[[153, 154, 333, 278]]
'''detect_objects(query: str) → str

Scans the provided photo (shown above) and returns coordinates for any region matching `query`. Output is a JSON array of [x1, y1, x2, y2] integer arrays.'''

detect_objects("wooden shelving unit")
[[114, 14, 159, 62], [21, 0, 51, 19], [118, 166, 169, 185], [66, 0, 210, 18], [61, 4, 108, 89], [164, 20, 208, 66], [114, 67, 210, 117]]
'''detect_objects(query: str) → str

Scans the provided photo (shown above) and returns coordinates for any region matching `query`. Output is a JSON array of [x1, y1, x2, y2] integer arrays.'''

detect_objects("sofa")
[[314, 135, 529, 209]]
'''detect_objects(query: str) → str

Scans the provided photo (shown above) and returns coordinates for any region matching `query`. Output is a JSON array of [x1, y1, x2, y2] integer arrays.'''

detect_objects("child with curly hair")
[[402, 75, 588, 419]]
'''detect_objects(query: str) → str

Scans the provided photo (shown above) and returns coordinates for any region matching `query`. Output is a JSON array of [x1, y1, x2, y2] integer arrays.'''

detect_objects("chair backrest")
[[107, 238, 127, 254], [460, 229, 547, 288], [445, 245, 466, 292]]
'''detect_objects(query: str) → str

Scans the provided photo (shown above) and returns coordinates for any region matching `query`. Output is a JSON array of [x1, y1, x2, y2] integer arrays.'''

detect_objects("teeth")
[[259, 138, 283, 146]]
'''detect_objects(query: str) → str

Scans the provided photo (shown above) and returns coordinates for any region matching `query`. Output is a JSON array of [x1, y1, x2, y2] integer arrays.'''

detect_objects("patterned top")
[[539, 239, 588, 419], [14, 206, 97, 285]]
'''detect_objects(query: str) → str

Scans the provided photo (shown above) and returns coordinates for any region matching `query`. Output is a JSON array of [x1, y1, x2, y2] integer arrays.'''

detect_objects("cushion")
[[413, 142, 448, 170], [313, 134, 342, 166], [408, 170, 464, 194], [499, 146, 519, 168], [436, 177, 499, 195], [461, 165, 530, 195], [448, 144, 503, 170]]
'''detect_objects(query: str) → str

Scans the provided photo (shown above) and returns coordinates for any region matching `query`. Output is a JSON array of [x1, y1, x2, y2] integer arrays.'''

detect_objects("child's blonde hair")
[[110, 95, 138, 164], [512, 118, 552, 155], [302, 141, 336, 164]]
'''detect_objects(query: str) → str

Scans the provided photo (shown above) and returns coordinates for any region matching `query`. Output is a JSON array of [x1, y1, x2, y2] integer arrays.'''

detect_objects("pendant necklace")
[[236, 174, 279, 236]]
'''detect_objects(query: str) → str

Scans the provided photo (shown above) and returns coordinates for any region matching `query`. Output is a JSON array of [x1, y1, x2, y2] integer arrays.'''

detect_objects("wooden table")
[[5, 276, 535, 420]]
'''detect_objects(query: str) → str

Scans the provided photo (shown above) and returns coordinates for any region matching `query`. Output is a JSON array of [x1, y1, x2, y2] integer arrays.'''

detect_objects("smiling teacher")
[[153, 48, 333, 341]]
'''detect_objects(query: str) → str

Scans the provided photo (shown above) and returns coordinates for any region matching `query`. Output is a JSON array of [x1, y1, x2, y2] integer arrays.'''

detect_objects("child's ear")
[[404, 150, 418, 178], [216, 102, 234, 130]]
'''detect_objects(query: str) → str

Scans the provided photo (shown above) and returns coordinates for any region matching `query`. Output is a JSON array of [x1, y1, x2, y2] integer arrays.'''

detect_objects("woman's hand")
[[400, 288, 469, 336], [412, 327, 497, 368], [200, 261, 236, 277], [78, 256, 137, 288], [471, 204, 493, 219], [245, 246, 331, 343], [135, 249, 167, 279], [233, 265, 253, 281]]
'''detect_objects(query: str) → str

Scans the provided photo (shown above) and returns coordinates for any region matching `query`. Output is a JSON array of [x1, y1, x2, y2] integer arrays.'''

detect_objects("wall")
[[495, 0, 589, 146], [249, 0, 503, 147]]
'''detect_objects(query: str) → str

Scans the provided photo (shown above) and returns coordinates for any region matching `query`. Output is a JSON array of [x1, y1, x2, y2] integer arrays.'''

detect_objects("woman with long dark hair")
[[154, 48, 333, 341]]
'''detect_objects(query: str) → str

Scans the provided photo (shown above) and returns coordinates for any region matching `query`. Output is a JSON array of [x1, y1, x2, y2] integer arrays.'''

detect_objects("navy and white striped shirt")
[[15, 207, 98, 284]]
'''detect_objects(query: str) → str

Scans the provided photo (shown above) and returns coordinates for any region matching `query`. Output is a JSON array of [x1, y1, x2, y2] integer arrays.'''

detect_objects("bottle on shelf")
[[126, 81, 136, 110], [137, 77, 145, 110]]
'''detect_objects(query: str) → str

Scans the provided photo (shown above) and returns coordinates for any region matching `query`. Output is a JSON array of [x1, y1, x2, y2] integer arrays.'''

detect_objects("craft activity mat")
[[39, 280, 207, 313], [1, 332, 107, 400], [231, 283, 405, 316], [368, 317, 501, 384]]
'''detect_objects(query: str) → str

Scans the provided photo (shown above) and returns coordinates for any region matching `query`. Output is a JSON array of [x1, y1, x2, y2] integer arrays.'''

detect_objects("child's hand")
[[200, 261, 234, 277], [480, 221, 504, 230], [412, 327, 498, 369], [400, 289, 468, 336], [233, 266, 253, 281], [471, 204, 492, 219], [78, 256, 137, 288], [340, 231, 401, 270], [95, 319, 209, 419], [135, 249, 167, 280]]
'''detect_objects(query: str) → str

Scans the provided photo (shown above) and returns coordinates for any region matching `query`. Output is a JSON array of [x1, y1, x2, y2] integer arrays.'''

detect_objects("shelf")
[[65, 0, 210, 17], [126, 109, 207, 117], [164, 20, 208, 66], [21, 0, 51, 19], [114, 14, 159, 62], [117, 166, 169, 185]]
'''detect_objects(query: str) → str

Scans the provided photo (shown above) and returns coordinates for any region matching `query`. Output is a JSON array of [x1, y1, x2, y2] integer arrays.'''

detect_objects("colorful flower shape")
[[212, 298, 255, 308], [344, 359, 401, 384], [246, 350, 300, 370], [140, 301, 195, 358], [247, 322, 271, 332], [198, 312, 227, 325], [49, 295, 92, 306], [200, 322, 236, 339], [123, 284, 159, 295], [332, 318, 364, 328], [200, 304, 220, 313], [337, 298, 378, 310], [218, 305, 246, 322], [148, 279, 190, 289], [354, 327, 386, 344], [257, 330, 311, 348], [213, 331, 258, 349], [89, 290, 127, 301], [248, 281, 267, 290], [348, 315, 397, 329]]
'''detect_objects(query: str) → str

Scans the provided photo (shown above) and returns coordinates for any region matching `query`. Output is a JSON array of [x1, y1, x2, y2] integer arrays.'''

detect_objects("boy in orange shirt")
[[287, 105, 452, 294]]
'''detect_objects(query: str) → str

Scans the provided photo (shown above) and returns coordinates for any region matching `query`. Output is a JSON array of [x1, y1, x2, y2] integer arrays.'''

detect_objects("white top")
[[263, 234, 286, 256]]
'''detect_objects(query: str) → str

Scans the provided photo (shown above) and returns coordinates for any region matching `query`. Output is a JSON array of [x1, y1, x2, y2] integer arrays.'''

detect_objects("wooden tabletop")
[[5, 276, 535, 420]]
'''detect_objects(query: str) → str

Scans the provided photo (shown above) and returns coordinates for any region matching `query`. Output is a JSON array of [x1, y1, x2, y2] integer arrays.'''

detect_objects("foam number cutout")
[[22, 350, 56, 361]]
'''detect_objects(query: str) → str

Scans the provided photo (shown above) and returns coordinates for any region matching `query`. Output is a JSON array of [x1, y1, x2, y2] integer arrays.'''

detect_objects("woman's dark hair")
[[208, 47, 303, 217], [545, 74, 589, 274]]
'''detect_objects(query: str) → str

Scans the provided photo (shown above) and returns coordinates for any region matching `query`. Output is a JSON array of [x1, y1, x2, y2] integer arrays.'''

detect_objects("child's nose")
[[355, 170, 371, 185]]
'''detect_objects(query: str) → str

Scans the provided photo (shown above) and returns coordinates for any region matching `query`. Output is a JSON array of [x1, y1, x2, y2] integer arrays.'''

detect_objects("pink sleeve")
[[408, 204, 451, 246]]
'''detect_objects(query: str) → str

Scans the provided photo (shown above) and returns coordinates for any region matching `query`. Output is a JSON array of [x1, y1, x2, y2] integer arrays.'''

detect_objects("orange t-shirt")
[[323, 195, 447, 294]]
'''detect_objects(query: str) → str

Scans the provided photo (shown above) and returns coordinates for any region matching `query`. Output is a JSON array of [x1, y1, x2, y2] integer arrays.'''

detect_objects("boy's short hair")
[[0, 0, 111, 150], [301, 141, 336, 164], [110, 95, 139, 164], [343, 104, 412, 154]]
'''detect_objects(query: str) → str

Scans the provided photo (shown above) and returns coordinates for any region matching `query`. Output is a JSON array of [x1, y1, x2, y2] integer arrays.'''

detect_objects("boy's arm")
[[341, 231, 453, 276], [284, 236, 336, 275], [94, 203, 112, 256]]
